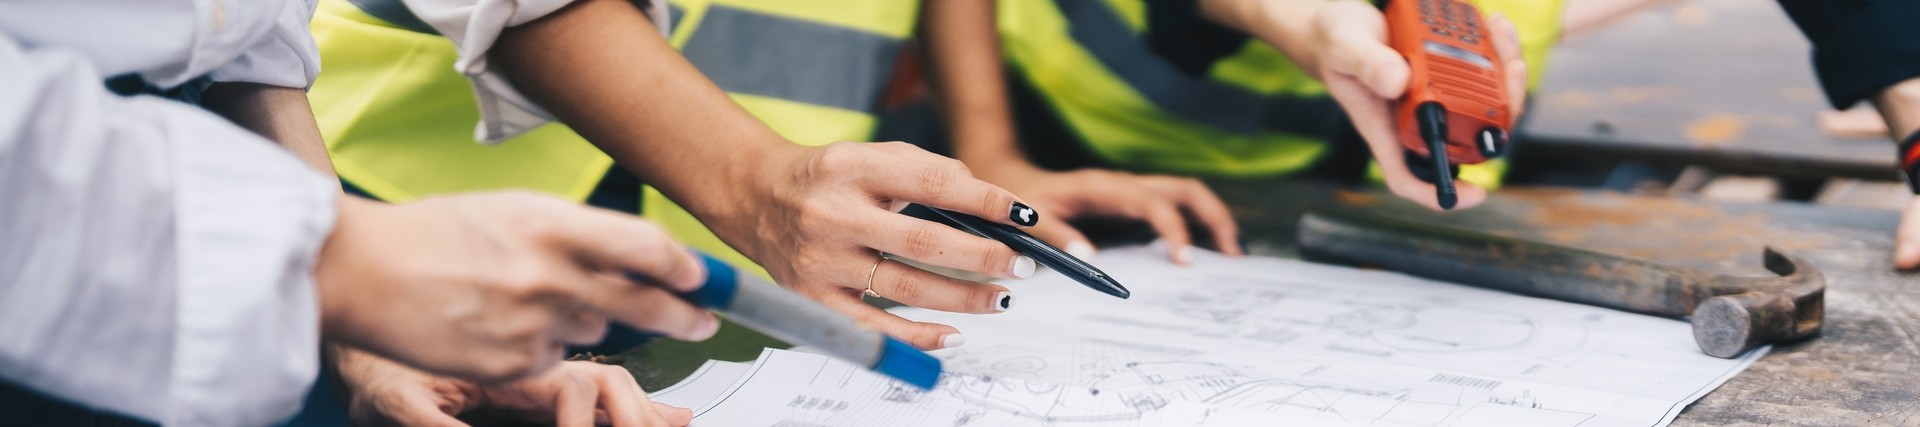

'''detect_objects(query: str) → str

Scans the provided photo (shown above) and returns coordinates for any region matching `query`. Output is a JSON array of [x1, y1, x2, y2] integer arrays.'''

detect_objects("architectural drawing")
[[688, 349, 1240, 426], [678, 244, 1764, 426], [896, 244, 1765, 426], [938, 341, 1604, 427]]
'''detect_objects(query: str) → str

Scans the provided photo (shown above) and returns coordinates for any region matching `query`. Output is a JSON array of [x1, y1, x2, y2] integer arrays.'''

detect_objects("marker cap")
[[871, 337, 942, 390]]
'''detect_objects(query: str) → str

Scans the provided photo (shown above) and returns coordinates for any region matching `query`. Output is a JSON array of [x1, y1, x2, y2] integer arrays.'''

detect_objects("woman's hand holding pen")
[[693, 141, 1038, 350], [488, 0, 1034, 351], [315, 192, 720, 383]]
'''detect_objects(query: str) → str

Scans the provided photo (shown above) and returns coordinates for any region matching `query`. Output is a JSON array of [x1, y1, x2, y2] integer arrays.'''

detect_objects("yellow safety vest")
[[309, 0, 921, 276], [996, 0, 1564, 185]]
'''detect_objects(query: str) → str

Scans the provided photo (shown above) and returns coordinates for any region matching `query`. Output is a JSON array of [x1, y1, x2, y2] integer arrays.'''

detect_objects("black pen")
[[901, 204, 1130, 299]]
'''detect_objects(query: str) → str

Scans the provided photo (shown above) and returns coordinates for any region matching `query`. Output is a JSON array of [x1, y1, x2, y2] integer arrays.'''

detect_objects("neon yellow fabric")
[[996, 0, 1327, 179], [997, 0, 1562, 186], [311, 0, 918, 278], [1471, 0, 1564, 90], [311, 0, 612, 203]]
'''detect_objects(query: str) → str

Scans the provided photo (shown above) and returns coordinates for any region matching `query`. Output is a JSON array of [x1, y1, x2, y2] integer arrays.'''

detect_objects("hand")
[[1897, 199, 1920, 270], [315, 192, 720, 382], [486, 0, 1026, 350], [339, 350, 691, 427], [704, 142, 1038, 350], [1309, 2, 1529, 210], [972, 163, 1242, 265]]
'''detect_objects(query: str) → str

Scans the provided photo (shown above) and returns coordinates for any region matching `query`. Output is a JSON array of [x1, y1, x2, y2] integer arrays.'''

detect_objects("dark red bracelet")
[[1902, 128, 1920, 193]]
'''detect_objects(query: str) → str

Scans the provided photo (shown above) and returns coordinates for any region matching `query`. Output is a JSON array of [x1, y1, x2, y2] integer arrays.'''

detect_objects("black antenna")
[[1414, 102, 1457, 209]]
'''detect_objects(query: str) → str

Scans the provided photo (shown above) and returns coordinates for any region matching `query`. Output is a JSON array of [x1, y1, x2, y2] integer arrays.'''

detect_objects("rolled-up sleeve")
[[209, 0, 322, 89], [1777, 0, 1920, 109], [0, 34, 335, 427], [401, 0, 670, 143]]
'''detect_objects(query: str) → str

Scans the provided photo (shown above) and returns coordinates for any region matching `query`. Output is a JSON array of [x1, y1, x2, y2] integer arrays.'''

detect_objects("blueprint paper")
[[899, 243, 1765, 427], [689, 348, 1279, 426], [680, 244, 1764, 426]]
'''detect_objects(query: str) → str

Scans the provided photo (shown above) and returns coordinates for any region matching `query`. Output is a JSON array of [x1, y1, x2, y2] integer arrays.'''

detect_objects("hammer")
[[1297, 205, 1825, 358]]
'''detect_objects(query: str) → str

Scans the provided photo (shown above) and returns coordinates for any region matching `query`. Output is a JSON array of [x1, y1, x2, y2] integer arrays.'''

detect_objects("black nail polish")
[[1009, 202, 1039, 227], [998, 294, 1013, 310]]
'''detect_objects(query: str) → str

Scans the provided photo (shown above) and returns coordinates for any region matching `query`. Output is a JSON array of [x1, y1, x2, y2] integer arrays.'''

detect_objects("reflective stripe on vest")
[[313, 0, 919, 275], [997, 0, 1558, 179], [998, 0, 1331, 178], [678, 2, 907, 114], [1055, 0, 1338, 136], [646, 0, 919, 276]]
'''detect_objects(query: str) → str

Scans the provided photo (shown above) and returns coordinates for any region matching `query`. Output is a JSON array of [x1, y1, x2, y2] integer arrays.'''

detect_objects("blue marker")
[[630, 253, 942, 390]]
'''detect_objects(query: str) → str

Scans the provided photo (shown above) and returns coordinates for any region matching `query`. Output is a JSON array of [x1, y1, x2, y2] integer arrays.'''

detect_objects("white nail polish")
[[1175, 245, 1194, 266], [1065, 241, 1097, 260], [1010, 256, 1037, 279], [941, 333, 966, 349], [993, 291, 1014, 312]]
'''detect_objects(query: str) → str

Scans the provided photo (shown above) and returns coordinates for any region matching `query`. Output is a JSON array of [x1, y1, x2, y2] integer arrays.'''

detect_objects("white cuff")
[[167, 104, 336, 426], [208, 0, 323, 89]]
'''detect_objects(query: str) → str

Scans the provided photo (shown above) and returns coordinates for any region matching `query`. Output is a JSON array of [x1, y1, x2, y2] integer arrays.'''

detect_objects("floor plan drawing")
[[686, 349, 1253, 426], [936, 340, 1610, 427], [674, 244, 1763, 426], [894, 244, 1764, 426]]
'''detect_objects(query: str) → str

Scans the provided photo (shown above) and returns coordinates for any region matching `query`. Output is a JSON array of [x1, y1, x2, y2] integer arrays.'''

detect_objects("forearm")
[[1873, 77, 1920, 141], [922, 0, 1024, 167], [201, 82, 336, 175], [490, 0, 796, 220], [1198, 0, 1327, 77]]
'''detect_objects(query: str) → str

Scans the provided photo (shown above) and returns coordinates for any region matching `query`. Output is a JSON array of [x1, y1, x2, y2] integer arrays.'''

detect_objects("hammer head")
[[1689, 247, 1825, 358]]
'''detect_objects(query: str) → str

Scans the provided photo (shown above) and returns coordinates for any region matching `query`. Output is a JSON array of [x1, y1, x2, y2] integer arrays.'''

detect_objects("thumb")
[[1026, 215, 1097, 260]]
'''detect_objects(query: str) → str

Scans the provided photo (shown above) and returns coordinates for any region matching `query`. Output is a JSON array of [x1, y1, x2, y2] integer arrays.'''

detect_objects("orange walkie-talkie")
[[1386, 0, 1513, 209]]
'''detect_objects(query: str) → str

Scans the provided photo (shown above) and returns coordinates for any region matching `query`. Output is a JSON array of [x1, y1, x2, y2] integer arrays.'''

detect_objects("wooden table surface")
[[1518, 0, 1899, 180], [615, 179, 1920, 426], [1264, 185, 1920, 426]]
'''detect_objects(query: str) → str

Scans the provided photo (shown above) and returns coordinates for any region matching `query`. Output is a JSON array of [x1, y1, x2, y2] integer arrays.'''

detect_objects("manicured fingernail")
[[993, 291, 1014, 312], [940, 333, 966, 349], [1898, 242, 1920, 264], [1065, 241, 1097, 260], [1174, 245, 1193, 266], [1010, 256, 1037, 279], [1009, 202, 1039, 227]]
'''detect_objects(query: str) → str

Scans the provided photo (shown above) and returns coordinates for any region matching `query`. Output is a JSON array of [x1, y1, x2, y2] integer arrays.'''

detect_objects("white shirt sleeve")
[[402, 0, 671, 143], [208, 0, 322, 89], [0, 35, 334, 427]]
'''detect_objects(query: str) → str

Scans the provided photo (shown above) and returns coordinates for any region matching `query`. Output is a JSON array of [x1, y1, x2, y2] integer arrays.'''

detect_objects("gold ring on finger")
[[864, 257, 889, 300]]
